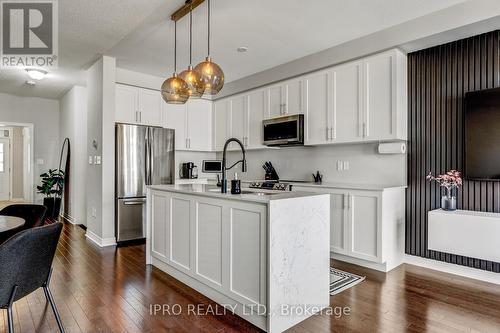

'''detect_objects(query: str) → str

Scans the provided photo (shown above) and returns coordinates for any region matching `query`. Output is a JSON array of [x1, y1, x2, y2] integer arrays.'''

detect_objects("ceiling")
[[0, 0, 467, 99]]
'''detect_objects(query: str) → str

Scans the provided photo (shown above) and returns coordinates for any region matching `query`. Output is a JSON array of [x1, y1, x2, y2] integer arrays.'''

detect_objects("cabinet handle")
[[185, 138, 189, 149], [139, 111, 142, 123], [331, 128, 335, 140], [189, 138, 191, 149], [363, 123, 367, 137], [135, 111, 138, 122]]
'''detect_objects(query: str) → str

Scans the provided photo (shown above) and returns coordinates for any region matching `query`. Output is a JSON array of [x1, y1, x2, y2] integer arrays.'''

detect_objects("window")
[[0, 142, 3, 172]]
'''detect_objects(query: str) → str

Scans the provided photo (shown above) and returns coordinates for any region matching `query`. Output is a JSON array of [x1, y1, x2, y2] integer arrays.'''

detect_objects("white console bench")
[[428, 209, 500, 262]]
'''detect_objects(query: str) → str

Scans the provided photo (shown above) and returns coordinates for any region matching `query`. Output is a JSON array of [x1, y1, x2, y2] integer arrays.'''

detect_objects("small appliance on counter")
[[312, 171, 323, 183], [180, 162, 198, 179], [262, 161, 279, 180]]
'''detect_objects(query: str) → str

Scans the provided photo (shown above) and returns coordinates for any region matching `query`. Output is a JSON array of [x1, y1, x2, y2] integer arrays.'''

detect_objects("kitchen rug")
[[330, 267, 365, 295]]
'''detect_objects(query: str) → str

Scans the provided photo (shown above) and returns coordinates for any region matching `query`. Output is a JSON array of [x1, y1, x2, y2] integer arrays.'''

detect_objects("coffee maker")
[[180, 162, 198, 179]]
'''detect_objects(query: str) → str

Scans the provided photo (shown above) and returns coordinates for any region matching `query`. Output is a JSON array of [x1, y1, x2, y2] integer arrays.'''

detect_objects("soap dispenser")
[[231, 173, 241, 194]]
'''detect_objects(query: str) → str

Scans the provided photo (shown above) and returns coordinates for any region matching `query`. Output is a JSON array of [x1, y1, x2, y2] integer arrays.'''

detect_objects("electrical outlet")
[[343, 161, 350, 170], [337, 161, 343, 171]]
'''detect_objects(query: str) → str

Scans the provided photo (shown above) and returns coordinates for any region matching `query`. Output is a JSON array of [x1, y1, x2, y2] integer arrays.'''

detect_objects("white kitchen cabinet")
[[266, 78, 304, 118], [115, 83, 162, 126], [187, 99, 212, 151], [163, 103, 187, 150], [148, 190, 267, 309], [333, 61, 364, 142], [163, 99, 212, 151], [292, 185, 405, 272], [139, 89, 162, 126], [348, 191, 380, 262], [246, 89, 266, 149], [213, 99, 230, 151], [229, 94, 247, 144], [304, 70, 330, 145], [362, 50, 407, 141]]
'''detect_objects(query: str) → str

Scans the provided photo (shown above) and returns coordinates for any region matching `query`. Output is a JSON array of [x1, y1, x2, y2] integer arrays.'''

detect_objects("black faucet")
[[221, 138, 247, 193]]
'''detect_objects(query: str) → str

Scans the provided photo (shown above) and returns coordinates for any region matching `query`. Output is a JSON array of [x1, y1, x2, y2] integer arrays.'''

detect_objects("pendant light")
[[194, 0, 224, 95], [161, 20, 190, 104], [179, 7, 205, 98]]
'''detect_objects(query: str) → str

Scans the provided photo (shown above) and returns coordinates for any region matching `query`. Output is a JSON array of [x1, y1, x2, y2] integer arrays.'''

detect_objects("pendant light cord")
[[207, 0, 211, 57], [189, 9, 193, 65], [174, 20, 177, 73]]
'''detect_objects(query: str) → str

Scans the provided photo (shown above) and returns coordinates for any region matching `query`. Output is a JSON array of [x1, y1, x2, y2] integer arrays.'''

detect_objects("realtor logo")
[[1, 0, 58, 68]]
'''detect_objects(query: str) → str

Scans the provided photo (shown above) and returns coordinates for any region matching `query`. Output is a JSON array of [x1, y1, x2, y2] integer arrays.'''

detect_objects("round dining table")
[[0, 216, 25, 232]]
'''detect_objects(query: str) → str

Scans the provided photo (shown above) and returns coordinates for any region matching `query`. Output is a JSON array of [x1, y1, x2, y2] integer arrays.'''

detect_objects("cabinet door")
[[330, 192, 347, 254], [166, 195, 193, 274], [115, 84, 138, 124], [138, 88, 162, 126], [332, 61, 363, 142], [187, 99, 212, 151], [193, 199, 225, 289], [246, 89, 266, 148], [163, 103, 187, 150], [283, 78, 304, 115], [348, 192, 380, 262], [228, 202, 267, 307], [229, 95, 246, 144], [151, 191, 168, 261], [304, 71, 330, 145], [213, 99, 230, 151], [267, 85, 283, 118], [363, 51, 396, 140]]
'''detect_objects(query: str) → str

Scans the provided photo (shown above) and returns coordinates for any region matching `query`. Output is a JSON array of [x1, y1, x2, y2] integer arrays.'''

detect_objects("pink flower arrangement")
[[427, 169, 462, 197]]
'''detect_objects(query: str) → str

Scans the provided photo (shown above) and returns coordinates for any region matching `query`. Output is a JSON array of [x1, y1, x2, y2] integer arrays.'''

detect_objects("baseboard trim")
[[331, 253, 389, 272], [404, 254, 500, 285], [62, 213, 77, 224], [85, 230, 116, 247]]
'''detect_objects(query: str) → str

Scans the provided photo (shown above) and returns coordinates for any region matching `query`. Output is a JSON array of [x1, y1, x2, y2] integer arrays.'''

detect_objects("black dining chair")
[[0, 204, 47, 245], [0, 223, 65, 333]]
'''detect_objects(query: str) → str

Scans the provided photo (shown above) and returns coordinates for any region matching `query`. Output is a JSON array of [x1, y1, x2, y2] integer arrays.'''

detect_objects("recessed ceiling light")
[[25, 68, 48, 80], [26, 80, 36, 86], [237, 46, 248, 53]]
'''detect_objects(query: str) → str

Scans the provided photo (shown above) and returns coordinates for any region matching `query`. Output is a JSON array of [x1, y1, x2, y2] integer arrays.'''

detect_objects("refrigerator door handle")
[[145, 129, 151, 185], [149, 128, 154, 185]]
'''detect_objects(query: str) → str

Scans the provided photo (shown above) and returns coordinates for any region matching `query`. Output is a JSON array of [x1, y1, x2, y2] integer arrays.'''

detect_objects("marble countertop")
[[148, 184, 325, 204]]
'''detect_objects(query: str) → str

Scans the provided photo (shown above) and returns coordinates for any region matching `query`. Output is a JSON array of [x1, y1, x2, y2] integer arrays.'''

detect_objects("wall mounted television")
[[465, 87, 500, 180]]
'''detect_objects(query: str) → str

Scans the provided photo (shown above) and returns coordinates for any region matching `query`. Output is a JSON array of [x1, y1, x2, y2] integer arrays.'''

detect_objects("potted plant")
[[37, 169, 65, 219], [427, 169, 462, 211]]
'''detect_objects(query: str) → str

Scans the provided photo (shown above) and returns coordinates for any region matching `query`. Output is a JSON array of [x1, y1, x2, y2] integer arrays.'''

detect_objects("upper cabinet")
[[115, 84, 162, 126], [363, 50, 407, 141], [163, 99, 212, 152], [304, 49, 407, 145], [266, 78, 305, 118], [213, 99, 230, 151]]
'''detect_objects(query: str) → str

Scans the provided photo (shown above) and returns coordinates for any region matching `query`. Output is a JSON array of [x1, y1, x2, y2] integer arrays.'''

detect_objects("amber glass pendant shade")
[[194, 56, 224, 95], [179, 66, 205, 98], [161, 73, 190, 104]]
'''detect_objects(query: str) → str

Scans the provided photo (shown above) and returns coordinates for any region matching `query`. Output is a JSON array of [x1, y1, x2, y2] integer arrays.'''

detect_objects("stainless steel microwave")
[[263, 114, 304, 146]]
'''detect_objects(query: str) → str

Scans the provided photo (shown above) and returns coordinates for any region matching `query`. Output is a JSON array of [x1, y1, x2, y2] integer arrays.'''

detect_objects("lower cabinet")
[[293, 186, 405, 271], [149, 190, 267, 308]]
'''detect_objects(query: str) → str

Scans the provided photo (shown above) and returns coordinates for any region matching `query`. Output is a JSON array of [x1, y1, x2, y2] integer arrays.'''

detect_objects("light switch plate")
[[343, 161, 350, 170], [94, 155, 101, 165], [36, 158, 44, 165], [337, 161, 343, 171], [88, 156, 93, 164]]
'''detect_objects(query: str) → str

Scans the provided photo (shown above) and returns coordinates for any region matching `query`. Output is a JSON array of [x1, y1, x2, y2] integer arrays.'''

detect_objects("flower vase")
[[441, 188, 457, 211]]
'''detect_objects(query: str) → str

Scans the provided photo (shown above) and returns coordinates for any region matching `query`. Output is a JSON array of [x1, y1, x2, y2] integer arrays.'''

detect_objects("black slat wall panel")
[[407, 30, 500, 272]]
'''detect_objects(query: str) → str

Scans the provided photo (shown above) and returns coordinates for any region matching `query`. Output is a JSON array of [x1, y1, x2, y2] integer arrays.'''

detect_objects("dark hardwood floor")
[[2, 222, 500, 333]]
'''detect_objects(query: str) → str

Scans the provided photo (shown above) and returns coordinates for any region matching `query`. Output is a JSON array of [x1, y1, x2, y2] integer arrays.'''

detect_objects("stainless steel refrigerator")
[[115, 123, 175, 243]]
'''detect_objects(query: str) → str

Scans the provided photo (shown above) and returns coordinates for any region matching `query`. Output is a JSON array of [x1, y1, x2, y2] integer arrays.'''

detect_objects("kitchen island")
[[146, 184, 330, 333]]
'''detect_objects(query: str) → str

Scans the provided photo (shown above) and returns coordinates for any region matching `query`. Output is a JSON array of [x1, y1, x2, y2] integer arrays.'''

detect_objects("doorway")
[[0, 123, 34, 203]]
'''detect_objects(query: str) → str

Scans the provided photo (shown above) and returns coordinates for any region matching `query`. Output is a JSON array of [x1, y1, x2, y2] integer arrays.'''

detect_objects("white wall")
[[220, 143, 406, 186], [86, 56, 116, 244], [60, 86, 87, 225], [0, 93, 59, 202]]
